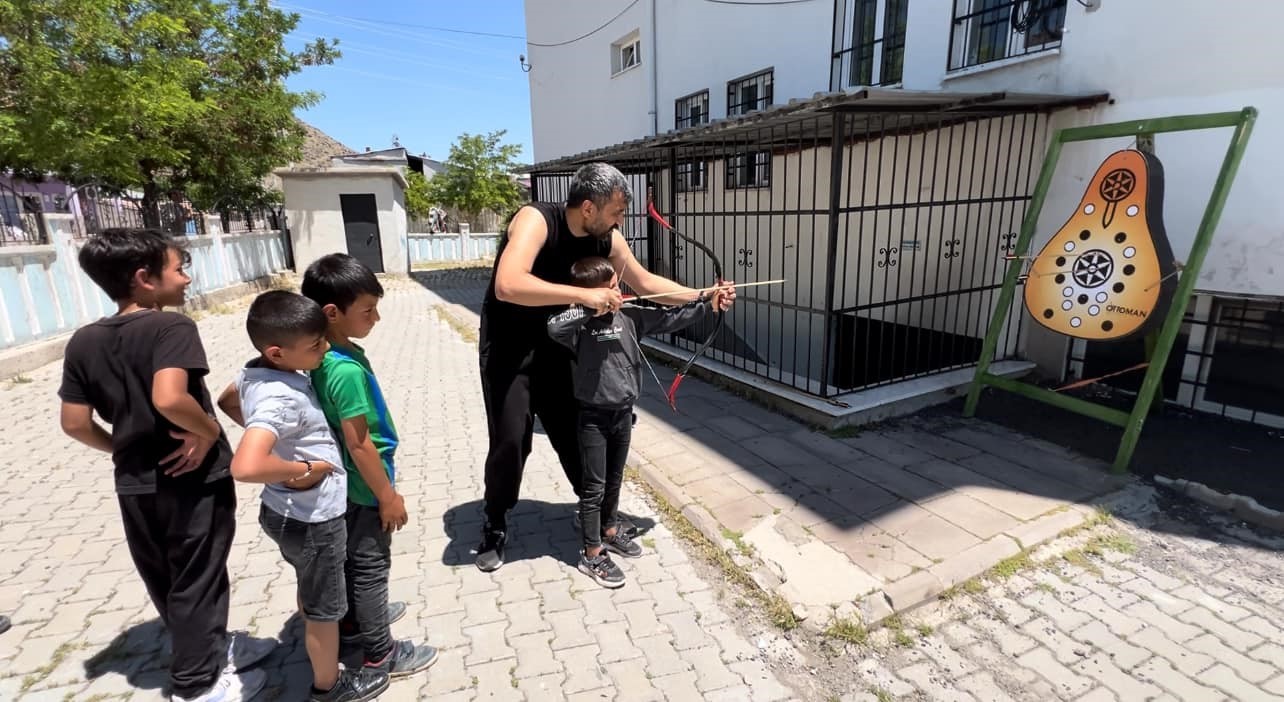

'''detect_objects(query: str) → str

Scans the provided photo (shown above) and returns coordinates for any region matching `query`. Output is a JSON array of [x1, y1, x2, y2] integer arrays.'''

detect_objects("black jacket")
[[547, 298, 713, 409]]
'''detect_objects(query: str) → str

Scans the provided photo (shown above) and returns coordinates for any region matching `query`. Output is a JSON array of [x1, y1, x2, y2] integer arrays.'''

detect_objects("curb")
[[1153, 474, 1284, 532]]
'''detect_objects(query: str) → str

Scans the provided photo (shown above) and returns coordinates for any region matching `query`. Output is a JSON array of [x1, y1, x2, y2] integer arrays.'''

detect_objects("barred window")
[[727, 69, 772, 117]]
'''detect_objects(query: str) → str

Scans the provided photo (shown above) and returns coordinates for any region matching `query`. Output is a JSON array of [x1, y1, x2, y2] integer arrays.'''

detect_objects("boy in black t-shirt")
[[58, 228, 275, 702]]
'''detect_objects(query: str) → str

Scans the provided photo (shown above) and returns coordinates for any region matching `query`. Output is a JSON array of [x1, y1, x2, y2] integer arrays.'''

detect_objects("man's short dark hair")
[[77, 227, 189, 301], [566, 163, 633, 209], [246, 290, 327, 351], [301, 253, 384, 311], [570, 256, 616, 288]]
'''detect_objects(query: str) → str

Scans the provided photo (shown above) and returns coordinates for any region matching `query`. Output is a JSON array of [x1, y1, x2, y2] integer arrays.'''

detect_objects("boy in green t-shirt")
[[302, 253, 437, 680]]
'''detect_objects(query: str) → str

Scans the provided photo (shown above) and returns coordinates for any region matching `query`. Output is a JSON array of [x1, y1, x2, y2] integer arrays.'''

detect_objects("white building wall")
[[525, 0, 1284, 299]]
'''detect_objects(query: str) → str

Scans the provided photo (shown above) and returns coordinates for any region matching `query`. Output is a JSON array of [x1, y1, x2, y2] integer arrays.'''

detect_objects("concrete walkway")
[[422, 267, 1127, 625], [0, 279, 795, 701]]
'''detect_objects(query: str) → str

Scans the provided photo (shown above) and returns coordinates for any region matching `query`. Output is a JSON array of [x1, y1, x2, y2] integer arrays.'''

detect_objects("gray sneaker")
[[604, 529, 643, 559], [366, 639, 439, 679], [578, 553, 626, 589]]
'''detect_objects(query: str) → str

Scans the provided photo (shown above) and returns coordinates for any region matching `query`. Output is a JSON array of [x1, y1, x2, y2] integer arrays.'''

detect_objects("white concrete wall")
[[527, 0, 1284, 299], [930, 0, 1284, 299], [0, 214, 289, 351], [280, 171, 409, 275], [523, 0, 833, 162]]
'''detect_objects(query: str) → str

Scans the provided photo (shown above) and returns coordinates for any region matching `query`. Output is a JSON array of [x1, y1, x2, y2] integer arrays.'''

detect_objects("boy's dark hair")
[[570, 256, 616, 288], [77, 227, 190, 301], [301, 253, 384, 311], [245, 290, 328, 351]]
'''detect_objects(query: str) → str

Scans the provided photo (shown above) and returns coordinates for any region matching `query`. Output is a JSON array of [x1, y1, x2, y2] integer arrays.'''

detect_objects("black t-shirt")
[[481, 201, 613, 357], [58, 309, 233, 494]]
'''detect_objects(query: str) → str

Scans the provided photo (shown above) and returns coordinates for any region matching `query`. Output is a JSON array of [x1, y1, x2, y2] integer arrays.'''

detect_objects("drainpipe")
[[650, 0, 659, 136]]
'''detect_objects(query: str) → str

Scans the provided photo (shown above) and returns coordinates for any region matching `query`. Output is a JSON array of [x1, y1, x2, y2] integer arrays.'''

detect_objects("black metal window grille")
[[531, 106, 1052, 399], [1067, 295, 1284, 427], [676, 161, 707, 192], [948, 0, 1066, 72], [831, 0, 909, 90], [727, 70, 772, 117], [675, 91, 710, 130], [725, 152, 771, 189]]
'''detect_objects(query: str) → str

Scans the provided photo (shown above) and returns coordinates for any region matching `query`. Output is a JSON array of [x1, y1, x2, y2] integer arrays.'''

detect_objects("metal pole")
[[819, 112, 847, 397]]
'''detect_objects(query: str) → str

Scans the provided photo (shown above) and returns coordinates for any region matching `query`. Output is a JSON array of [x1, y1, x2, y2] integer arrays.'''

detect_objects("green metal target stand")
[[964, 107, 1258, 473]]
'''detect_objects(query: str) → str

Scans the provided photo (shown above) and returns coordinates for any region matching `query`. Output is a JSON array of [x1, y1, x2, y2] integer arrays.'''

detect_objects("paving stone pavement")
[[829, 483, 1284, 702], [0, 280, 798, 701], [3, 274, 1283, 701]]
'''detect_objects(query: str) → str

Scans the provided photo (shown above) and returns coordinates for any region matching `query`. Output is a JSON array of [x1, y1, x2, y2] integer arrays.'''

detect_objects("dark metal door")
[[340, 194, 383, 273]]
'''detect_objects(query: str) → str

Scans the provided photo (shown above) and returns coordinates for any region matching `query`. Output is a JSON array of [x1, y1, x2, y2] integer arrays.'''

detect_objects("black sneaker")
[[340, 601, 407, 646], [475, 528, 506, 572], [311, 666, 390, 702], [365, 640, 439, 679], [604, 529, 643, 559], [578, 553, 626, 589]]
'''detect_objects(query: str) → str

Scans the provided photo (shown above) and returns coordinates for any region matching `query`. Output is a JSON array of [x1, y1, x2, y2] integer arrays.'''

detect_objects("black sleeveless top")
[[481, 201, 612, 352]]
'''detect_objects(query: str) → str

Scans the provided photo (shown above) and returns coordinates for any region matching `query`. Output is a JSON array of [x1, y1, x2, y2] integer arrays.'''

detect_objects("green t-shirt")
[[311, 342, 399, 507]]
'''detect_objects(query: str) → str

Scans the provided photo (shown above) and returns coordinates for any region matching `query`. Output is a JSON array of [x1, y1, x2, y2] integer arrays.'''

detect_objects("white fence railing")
[[408, 229, 500, 264]]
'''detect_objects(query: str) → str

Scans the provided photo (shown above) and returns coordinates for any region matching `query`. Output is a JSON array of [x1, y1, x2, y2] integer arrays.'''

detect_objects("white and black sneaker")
[[475, 528, 506, 573], [578, 552, 626, 589]]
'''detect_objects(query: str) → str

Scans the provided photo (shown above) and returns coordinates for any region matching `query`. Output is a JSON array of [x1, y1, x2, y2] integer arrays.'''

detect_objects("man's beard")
[[586, 223, 617, 241]]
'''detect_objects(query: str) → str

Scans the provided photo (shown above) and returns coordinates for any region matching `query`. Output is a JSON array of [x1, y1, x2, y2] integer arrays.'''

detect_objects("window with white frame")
[[727, 69, 773, 117], [947, 0, 1066, 72], [611, 31, 642, 76], [675, 90, 710, 130], [725, 151, 770, 189]]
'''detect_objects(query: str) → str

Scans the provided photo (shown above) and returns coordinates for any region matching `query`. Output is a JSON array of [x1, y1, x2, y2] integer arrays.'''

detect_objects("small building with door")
[[275, 165, 409, 275]]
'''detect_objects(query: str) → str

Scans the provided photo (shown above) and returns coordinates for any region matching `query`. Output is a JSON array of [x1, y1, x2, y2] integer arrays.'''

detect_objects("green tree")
[[0, 0, 339, 225], [404, 170, 433, 221], [425, 130, 524, 226]]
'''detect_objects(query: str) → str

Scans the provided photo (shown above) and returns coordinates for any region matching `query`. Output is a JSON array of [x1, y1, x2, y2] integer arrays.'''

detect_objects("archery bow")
[[646, 191, 725, 411]]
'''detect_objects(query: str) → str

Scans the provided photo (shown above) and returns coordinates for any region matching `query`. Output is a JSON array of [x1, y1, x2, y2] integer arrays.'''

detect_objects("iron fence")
[[948, 0, 1066, 72], [69, 184, 206, 238], [531, 101, 1054, 398], [221, 206, 281, 234], [1067, 294, 1284, 428], [0, 182, 47, 246]]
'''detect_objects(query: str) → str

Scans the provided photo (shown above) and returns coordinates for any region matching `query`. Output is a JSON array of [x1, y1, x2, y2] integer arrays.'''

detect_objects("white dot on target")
[[1062, 300, 1073, 311], [1126, 205, 1139, 217], [1084, 204, 1095, 215], [1096, 292, 1108, 303], [1064, 241, 1075, 252], [1123, 246, 1136, 258], [1063, 287, 1073, 297], [1070, 317, 1082, 328], [1089, 305, 1100, 316]]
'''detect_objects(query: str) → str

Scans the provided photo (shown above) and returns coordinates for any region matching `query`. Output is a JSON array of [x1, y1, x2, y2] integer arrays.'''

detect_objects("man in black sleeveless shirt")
[[475, 163, 735, 572]]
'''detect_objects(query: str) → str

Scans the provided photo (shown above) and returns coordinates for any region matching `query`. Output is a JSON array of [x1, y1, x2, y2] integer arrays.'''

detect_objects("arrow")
[[623, 278, 786, 303]]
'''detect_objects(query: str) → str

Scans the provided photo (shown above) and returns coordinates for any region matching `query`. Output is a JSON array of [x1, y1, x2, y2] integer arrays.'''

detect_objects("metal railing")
[[948, 0, 1066, 72], [0, 182, 47, 246], [69, 184, 205, 238], [1066, 294, 1284, 428], [531, 108, 1048, 398]]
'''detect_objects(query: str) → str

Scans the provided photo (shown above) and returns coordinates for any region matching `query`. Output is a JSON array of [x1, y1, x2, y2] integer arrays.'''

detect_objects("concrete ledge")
[[639, 338, 1034, 431], [0, 274, 284, 380], [1154, 474, 1284, 532], [1005, 508, 1088, 550], [928, 535, 1022, 590]]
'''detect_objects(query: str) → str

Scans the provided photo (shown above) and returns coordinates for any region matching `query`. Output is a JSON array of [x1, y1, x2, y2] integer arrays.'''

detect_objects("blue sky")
[[279, 1, 534, 163]]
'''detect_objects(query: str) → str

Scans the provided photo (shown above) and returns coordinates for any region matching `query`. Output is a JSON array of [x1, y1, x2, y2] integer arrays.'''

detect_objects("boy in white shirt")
[[219, 290, 389, 702]]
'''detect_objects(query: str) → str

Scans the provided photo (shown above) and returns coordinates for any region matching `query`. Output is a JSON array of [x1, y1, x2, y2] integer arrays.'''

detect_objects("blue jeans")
[[577, 406, 633, 550]]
